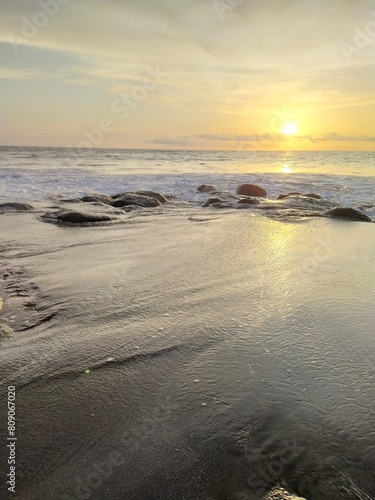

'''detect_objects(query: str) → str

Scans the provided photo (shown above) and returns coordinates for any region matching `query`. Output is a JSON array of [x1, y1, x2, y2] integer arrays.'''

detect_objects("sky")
[[1, 0, 375, 150]]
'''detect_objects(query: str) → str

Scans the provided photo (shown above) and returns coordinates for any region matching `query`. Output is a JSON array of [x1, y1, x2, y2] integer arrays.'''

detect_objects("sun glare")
[[282, 122, 298, 136], [281, 163, 293, 173]]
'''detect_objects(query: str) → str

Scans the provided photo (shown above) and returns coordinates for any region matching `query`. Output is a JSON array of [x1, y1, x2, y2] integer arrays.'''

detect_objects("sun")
[[282, 122, 298, 136]]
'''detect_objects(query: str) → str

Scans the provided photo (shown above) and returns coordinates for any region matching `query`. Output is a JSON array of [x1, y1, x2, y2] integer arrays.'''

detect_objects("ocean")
[[1, 147, 375, 211]]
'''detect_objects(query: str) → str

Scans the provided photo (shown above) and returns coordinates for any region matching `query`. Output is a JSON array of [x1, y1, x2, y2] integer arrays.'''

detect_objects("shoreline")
[[1, 179, 374, 224], [1, 208, 375, 499]]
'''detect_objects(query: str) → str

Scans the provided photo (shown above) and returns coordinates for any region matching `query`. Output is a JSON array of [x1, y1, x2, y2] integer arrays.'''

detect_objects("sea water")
[[0, 147, 374, 209]]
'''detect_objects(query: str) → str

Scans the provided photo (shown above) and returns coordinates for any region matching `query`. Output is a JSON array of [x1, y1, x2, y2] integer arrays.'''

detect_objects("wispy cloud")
[[148, 137, 194, 146], [316, 132, 375, 142], [1, 0, 374, 148], [0, 67, 43, 80], [149, 132, 375, 146]]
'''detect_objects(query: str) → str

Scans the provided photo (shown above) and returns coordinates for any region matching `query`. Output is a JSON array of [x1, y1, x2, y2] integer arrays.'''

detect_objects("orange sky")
[[1, 0, 375, 150]]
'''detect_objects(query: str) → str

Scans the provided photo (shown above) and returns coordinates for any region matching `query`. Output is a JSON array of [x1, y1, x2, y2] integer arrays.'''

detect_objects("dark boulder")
[[132, 191, 167, 204], [277, 193, 321, 200], [49, 210, 112, 224], [112, 194, 161, 208], [80, 195, 113, 205], [324, 207, 371, 222], [304, 193, 321, 199], [112, 191, 166, 203], [59, 198, 82, 204], [0, 202, 33, 212], [197, 184, 217, 193], [236, 184, 267, 197], [202, 197, 223, 207], [111, 192, 126, 200], [121, 205, 144, 212], [277, 192, 302, 200]]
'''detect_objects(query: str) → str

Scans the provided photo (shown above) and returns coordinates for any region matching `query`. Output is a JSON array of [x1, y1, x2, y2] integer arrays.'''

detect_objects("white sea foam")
[[0, 147, 374, 211]]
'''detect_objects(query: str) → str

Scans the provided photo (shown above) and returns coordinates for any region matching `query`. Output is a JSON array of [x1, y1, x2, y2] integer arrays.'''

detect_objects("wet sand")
[[1, 206, 375, 499]]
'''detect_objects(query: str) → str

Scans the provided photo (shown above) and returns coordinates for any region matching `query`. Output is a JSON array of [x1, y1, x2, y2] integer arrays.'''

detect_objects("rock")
[[59, 198, 82, 204], [80, 195, 113, 204], [112, 194, 161, 208], [304, 193, 321, 199], [324, 207, 371, 222], [132, 191, 168, 204], [237, 197, 260, 205], [0, 324, 13, 340], [278, 193, 321, 200], [49, 210, 112, 224], [0, 202, 34, 212], [207, 202, 233, 209], [236, 184, 267, 197], [202, 197, 223, 207], [121, 205, 144, 212], [197, 184, 217, 193], [111, 192, 125, 200], [277, 192, 302, 200], [112, 190, 167, 203]]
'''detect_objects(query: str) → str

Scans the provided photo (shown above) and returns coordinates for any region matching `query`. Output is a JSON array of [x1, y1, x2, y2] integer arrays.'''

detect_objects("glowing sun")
[[282, 122, 298, 136]]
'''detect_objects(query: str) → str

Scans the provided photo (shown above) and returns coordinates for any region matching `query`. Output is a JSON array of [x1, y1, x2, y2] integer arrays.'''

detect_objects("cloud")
[[148, 136, 193, 146], [194, 133, 287, 142], [148, 133, 286, 145], [0, 67, 43, 80], [2, 0, 374, 70], [149, 132, 375, 146], [1, 0, 374, 147], [316, 132, 375, 142]]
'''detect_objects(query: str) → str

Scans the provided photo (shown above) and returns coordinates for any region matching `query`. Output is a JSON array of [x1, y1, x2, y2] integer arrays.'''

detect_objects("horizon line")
[[0, 145, 374, 153]]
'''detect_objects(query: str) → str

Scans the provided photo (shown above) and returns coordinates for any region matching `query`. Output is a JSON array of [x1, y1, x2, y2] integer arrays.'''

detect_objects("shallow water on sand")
[[1, 209, 375, 499]]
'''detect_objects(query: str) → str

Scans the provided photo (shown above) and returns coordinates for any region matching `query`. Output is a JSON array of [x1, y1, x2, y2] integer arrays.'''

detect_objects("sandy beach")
[[1, 203, 374, 499], [2, 0, 375, 496]]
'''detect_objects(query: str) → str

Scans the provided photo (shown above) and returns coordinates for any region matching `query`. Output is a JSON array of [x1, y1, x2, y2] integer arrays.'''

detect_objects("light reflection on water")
[[281, 162, 293, 173]]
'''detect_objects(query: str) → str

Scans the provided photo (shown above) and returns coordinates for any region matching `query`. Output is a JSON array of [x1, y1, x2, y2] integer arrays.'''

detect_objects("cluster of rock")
[[197, 183, 372, 222], [41, 190, 170, 224], [0, 184, 372, 224]]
